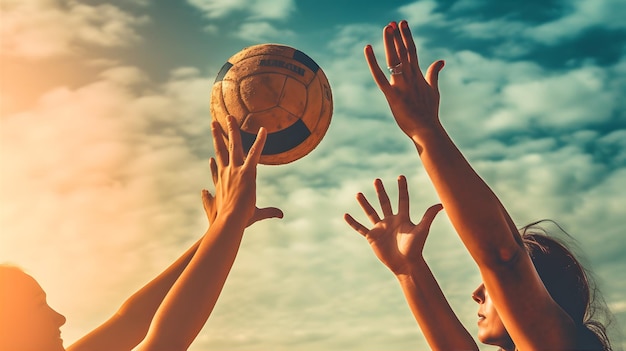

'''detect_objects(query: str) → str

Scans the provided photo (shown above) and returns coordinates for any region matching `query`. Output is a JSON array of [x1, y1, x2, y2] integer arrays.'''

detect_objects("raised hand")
[[205, 116, 285, 226], [202, 158, 283, 227], [344, 175, 443, 275], [364, 20, 445, 140]]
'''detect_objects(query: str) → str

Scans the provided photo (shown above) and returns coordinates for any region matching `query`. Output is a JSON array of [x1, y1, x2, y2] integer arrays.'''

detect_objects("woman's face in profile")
[[0, 271, 66, 351], [472, 283, 514, 350]]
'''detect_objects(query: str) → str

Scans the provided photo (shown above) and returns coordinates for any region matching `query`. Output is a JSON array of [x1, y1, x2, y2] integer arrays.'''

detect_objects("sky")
[[1, 0, 625, 350]]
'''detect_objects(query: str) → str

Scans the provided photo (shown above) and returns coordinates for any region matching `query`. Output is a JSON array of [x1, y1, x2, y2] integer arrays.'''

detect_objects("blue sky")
[[1, 0, 625, 350]]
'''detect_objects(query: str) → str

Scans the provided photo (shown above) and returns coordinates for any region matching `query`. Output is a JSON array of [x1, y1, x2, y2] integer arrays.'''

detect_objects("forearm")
[[413, 124, 523, 265], [396, 259, 477, 351], [139, 214, 247, 350], [116, 241, 201, 331], [68, 240, 202, 351]]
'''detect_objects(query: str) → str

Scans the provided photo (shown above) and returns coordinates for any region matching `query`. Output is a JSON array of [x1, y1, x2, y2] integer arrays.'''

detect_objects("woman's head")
[[0, 264, 66, 351], [522, 230, 589, 323], [520, 223, 611, 350], [471, 221, 611, 350]]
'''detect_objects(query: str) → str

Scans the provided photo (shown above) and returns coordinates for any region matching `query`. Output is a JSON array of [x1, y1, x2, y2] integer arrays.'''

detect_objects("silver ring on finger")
[[387, 62, 403, 75]]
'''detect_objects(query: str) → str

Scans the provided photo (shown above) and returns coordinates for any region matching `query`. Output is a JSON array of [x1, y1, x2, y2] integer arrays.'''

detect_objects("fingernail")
[[389, 21, 397, 30]]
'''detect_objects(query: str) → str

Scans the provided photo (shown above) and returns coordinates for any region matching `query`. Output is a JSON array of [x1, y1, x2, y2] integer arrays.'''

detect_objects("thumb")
[[425, 60, 444, 92], [209, 157, 218, 186], [201, 189, 217, 224], [419, 203, 444, 231], [201, 189, 214, 211], [247, 207, 284, 227]]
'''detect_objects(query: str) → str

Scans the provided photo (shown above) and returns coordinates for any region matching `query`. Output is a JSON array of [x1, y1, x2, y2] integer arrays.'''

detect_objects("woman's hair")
[[520, 220, 616, 351]]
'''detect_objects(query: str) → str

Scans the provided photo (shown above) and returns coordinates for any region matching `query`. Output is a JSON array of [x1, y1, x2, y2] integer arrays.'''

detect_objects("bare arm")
[[68, 155, 282, 351], [345, 176, 477, 350], [134, 117, 273, 350], [67, 241, 200, 351], [365, 20, 576, 349]]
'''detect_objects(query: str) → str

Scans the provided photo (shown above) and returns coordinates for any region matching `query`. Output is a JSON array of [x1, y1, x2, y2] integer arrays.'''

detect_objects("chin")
[[40, 339, 65, 351], [477, 331, 513, 350]]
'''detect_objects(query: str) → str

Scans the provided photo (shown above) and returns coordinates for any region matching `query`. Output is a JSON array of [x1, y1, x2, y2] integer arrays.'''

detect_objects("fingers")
[[213, 116, 266, 169], [209, 157, 218, 186], [374, 178, 393, 217], [384, 22, 401, 68], [226, 116, 245, 166], [356, 192, 381, 225], [244, 127, 267, 168], [399, 20, 419, 75], [364, 45, 391, 94], [385, 22, 408, 85], [390, 22, 408, 68], [211, 121, 228, 168], [344, 213, 369, 237], [397, 175, 409, 215]]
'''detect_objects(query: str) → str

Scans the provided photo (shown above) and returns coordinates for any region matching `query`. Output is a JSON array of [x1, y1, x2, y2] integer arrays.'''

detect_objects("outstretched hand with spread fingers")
[[344, 175, 443, 275], [364, 20, 445, 141], [202, 157, 283, 227], [206, 116, 282, 225]]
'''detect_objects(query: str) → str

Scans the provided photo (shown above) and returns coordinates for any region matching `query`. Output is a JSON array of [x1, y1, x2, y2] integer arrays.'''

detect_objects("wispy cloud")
[[0, 64, 215, 342], [1, 1, 624, 350], [525, 0, 626, 44], [187, 0, 295, 20], [0, 0, 149, 59]]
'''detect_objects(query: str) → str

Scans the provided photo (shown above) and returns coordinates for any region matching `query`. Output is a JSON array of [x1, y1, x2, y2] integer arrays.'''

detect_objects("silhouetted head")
[[471, 222, 611, 350], [0, 264, 66, 351], [523, 231, 588, 323], [521, 225, 609, 350]]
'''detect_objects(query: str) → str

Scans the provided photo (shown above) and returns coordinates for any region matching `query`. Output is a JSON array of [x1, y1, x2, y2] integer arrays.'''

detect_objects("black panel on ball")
[[214, 62, 233, 83], [240, 119, 311, 155], [292, 50, 319, 73]]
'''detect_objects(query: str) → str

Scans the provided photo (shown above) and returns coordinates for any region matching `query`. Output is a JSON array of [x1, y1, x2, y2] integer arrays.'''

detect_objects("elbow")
[[138, 330, 191, 351], [468, 218, 525, 269], [496, 243, 524, 266], [472, 237, 525, 270], [112, 308, 152, 346]]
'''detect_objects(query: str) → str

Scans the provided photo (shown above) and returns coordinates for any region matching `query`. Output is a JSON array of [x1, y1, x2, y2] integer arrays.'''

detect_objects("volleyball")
[[210, 44, 333, 165]]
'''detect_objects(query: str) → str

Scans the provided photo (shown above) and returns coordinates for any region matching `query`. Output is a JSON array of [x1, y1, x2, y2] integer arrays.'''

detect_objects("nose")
[[50, 306, 66, 327], [472, 283, 485, 304]]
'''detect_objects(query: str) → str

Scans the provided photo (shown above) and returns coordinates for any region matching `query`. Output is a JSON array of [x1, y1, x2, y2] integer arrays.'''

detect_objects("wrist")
[[409, 121, 447, 150], [211, 209, 248, 233], [393, 257, 428, 280], [217, 202, 254, 223]]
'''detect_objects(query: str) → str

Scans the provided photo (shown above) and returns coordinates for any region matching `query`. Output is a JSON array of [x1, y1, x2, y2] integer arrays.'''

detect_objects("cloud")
[[398, 0, 446, 28], [235, 21, 296, 42], [489, 66, 615, 131], [427, 48, 625, 142], [1, 2, 624, 349], [524, 0, 626, 45], [188, 0, 297, 42], [0, 64, 215, 342], [187, 0, 295, 20], [0, 0, 149, 59], [397, 0, 626, 64]]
